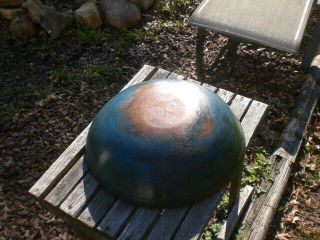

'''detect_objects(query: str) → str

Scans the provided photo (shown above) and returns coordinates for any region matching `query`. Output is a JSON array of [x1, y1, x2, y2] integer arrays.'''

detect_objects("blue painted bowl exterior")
[[86, 79, 245, 208]]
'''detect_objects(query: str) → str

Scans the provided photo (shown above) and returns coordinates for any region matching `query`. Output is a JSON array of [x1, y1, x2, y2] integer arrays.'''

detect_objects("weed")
[[123, 29, 142, 42], [0, 104, 20, 127], [144, 19, 187, 40], [298, 232, 320, 240], [155, 0, 190, 18], [0, 82, 36, 99], [243, 151, 271, 185], [116, 29, 143, 51], [48, 68, 74, 86], [75, 26, 107, 45], [303, 171, 318, 186], [202, 193, 229, 240], [203, 223, 222, 240], [33, 42, 57, 58], [304, 142, 315, 153], [0, 84, 13, 97], [216, 193, 230, 218], [47, 63, 122, 87]]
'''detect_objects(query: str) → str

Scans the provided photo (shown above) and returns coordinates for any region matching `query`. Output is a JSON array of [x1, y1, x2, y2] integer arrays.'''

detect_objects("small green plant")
[[90, 63, 122, 81], [203, 223, 222, 240], [47, 63, 122, 87], [0, 104, 20, 127], [33, 42, 57, 58], [144, 19, 187, 40], [0, 84, 13, 98], [116, 29, 143, 50], [216, 193, 230, 218], [243, 151, 271, 185], [156, 0, 190, 18], [123, 29, 142, 42], [304, 142, 315, 153], [75, 26, 107, 45], [202, 194, 229, 240], [48, 68, 75, 86]]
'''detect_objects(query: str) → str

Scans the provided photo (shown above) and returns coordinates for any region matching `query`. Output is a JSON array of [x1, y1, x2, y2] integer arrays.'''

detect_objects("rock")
[[74, 1, 102, 28], [100, 0, 141, 31], [128, 0, 154, 11], [9, 12, 38, 38], [22, 0, 55, 24], [39, 11, 73, 39], [0, 8, 26, 20], [0, 0, 23, 8], [72, 0, 96, 10], [22, 0, 72, 39]]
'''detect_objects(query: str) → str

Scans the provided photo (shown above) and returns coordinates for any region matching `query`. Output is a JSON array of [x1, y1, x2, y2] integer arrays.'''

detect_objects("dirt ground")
[[0, 1, 319, 239]]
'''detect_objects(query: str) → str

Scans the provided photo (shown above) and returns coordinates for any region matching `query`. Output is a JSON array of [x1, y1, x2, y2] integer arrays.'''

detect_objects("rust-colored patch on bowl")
[[196, 113, 214, 140], [121, 84, 199, 138]]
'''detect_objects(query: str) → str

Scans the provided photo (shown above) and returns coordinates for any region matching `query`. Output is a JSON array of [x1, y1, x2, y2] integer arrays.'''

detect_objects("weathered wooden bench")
[[29, 65, 268, 240]]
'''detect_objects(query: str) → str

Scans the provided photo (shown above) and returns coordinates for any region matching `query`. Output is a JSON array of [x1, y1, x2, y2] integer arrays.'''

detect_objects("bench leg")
[[301, 23, 320, 71], [74, 227, 96, 240], [228, 161, 243, 210], [196, 27, 207, 81], [226, 38, 239, 61]]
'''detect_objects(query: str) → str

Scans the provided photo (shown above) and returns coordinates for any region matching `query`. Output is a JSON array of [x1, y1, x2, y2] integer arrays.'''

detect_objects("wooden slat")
[[216, 88, 235, 104], [60, 173, 99, 217], [229, 95, 252, 120], [121, 65, 157, 90], [78, 189, 115, 228], [45, 156, 88, 207], [146, 207, 189, 240], [149, 68, 171, 80], [202, 83, 218, 93], [97, 200, 136, 238], [240, 100, 268, 146], [29, 125, 90, 198], [168, 72, 185, 80], [174, 190, 224, 240], [217, 185, 254, 240], [186, 77, 201, 85], [118, 208, 161, 240]]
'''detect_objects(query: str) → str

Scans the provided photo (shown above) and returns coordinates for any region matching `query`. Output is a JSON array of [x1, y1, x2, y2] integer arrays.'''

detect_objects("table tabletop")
[[29, 65, 268, 240], [190, 0, 314, 54]]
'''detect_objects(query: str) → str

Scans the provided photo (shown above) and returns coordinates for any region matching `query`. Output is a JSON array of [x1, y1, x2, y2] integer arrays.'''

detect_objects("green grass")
[[203, 223, 222, 240], [32, 42, 57, 58], [243, 150, 271, 186], [298, 233, 320, 240], [144, 19, 188, 40], [112, 29, 144, 51], [47, 62, 122, 87], [0, 104, 20, 128], [155, 0, 190, 18], [75, 26, 107, 45], [123, 29, 142, 42]]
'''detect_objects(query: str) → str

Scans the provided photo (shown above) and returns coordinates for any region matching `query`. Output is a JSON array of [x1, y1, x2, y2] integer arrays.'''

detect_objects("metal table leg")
[[226, 38, 239, 60], [196, 27, 207, 81]]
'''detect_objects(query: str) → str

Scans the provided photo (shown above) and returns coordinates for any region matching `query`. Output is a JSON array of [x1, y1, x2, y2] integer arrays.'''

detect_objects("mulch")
[[0, 1, 319, 239]]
